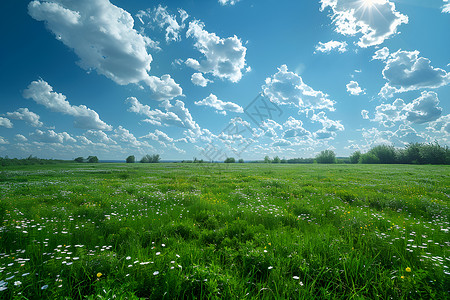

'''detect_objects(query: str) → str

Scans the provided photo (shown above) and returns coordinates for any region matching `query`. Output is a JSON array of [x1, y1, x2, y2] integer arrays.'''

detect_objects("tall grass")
[[0, 163, 448, 299]]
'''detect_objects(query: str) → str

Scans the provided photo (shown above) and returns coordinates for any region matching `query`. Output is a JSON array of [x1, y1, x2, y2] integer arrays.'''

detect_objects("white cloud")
[[0, 137, 9, 145], [312, 112, 345, 132], [346, 80, 365, 95], [380, 50, 450, 97], [427, 114, 450, 134], [186, 20, 248, 83], [191, 73, 212, 87], [282, 117, 310, 139], [361, 109, 369, 119], [443, 1, 450, 13], [30, 129, 76, 144], [194, 94, 243, 115], [315, 40, 347, 53], [404, 91, 443, 124], [113, 126, 144, 147], [141, 129, 174, 143], [15, 134, 28, 142], [127, 97, 202, 135], [137, 5, 188, 43], [372, 47, 389, 60], [23, 79, 112, 131], [84, 130, 117, 144], [373, 91, 442, 127], [320, 0, 408, 47], [219, 0, 241, 5], [28, 0, 182, 101], [373, 98, 406, 127], [263, 65, 335, 112], [6, 108, 43, 127], [271, 139, 292, 147], [0, 117, 13, 128]]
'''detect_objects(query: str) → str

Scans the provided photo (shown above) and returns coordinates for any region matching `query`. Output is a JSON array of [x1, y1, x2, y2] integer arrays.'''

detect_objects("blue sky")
[[1, 0, 449, 161]]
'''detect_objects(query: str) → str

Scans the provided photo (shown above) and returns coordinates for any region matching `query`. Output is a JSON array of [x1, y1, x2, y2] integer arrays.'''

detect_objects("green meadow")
[[0, 163, 449, 299]]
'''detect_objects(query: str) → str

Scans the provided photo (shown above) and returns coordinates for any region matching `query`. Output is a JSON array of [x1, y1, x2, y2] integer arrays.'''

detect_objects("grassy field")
[[0, 163, 449, 299]]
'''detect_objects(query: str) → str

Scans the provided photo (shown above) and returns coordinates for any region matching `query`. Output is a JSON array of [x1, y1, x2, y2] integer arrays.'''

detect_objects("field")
[[0, 163, 449, 299]]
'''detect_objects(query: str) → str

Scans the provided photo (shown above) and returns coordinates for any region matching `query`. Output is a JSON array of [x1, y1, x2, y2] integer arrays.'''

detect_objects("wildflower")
[[97, 272, 102, 278], [14, 281, 22, 286], [268, 266, 273, 270], [405, 267, 411, 272], [126, 256, 131, 260], [293, 276, 300, 280], [153, 271, 159, 276], [41, 285, 48, 290], [400, 276, 405, 279]]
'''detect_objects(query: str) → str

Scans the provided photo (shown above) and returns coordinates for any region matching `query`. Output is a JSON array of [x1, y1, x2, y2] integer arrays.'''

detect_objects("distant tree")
[[367, 145, 396, 164], [87, 156, 99, 163], [224, 157, 236, 163], [151, 154, 161, 163], [419, 142, 448, 164], [74, 157, 85, 163], [316, 150, 336, 164], [272, 156, 281, 163], [349, 151, 361, 164], [238, 158, 244, 163], [140, 154, 161, 163], [264, 156, 272, 163], [281, 158, 287, 164], [359, 153, 379, 164], [126, 155, 135, 163]]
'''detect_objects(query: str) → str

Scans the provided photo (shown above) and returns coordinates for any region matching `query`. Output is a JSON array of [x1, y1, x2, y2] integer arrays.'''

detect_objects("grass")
[[0, 163, 449, 299]]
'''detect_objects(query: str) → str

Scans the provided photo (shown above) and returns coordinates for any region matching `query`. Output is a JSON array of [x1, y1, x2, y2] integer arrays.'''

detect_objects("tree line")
[[126, 154, 161, 163], [254, 142, 449, 165], [349, 142, 449, 165], [0, 155, 69, 166]]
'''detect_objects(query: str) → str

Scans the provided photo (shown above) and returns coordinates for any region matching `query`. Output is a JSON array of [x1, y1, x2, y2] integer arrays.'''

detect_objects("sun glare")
[[360, 0, 381, 8]]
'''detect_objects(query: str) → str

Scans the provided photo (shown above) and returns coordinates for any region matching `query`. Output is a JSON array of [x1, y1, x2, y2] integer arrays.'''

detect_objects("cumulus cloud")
[[0, 137, 9, 145], [84, 130, 117, 144], [373, 91, 442, 127], [137, 5, 188, 43], [312, 112, 345, 132], [113, 126, 144, 147], [311, 112, 344, 140], [191, 73, 212, 87], [219, 0, 241, 5], [346, 80, 365, 95], [141, 129, 174, 143], [23, 79, 112, 130], [194, 94, 243, 115], [320, 0, 408, 47], [443, 1, 450, 13], [186, 20, 248, 83], [372, 47, 389, 60], [405, 91, 443, 124], [28, 0, 182, 101], [427, 114, 450, 134], [0, 117, 13, 128], [361, 109, 369, 119], [263, 65, 335, 112], [373, 98, 407, 127], [379, 50, 450, 97], [315, 40, 347, 53], [282, 117, 310, 139], [127, 97, 202, 135], [15, 134, 28, 142], [30, 129, 76, 144], [6, 108, 43, 127]]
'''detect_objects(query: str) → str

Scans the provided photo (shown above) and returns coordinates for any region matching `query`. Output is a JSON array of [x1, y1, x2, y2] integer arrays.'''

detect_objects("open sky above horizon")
[[1, 0, 449, 160]]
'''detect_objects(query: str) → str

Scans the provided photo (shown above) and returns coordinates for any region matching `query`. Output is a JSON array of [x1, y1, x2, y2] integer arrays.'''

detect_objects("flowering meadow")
[[0, 163, 448, 299]]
